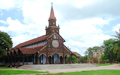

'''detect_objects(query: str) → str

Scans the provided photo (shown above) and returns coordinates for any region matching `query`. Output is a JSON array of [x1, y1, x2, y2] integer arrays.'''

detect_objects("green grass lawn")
[[0, 70, 48, 75], [44, 70, 120, 75], [97, 64, 112, 66], [0, 67, 12, 69]]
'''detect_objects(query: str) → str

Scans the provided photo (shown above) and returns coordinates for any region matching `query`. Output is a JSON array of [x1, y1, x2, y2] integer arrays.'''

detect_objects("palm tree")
[[113, 29, 120, 53], [111, 29, 120, 62], [114, 29, 120, 40]]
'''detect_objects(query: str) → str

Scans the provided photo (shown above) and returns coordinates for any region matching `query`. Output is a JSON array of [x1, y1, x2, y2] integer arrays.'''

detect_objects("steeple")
[[46, 3, 59, 36], [48, 3, 56, 20]]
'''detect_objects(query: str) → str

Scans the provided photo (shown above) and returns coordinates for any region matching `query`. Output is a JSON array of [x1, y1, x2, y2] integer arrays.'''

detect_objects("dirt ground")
[[38, 64, 120, 73], [0, 64, 120, 75]]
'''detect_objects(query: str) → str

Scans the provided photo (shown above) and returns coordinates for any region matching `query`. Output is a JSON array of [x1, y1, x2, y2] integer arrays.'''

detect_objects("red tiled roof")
[[14, 35, 47, 48], [19, 45, 45, 54], [6, 45, 45, 55]]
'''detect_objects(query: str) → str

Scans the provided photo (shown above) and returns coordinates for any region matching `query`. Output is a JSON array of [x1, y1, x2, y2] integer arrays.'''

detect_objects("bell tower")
[[46, 3, 59, 35], [48, 3, 56, 26]]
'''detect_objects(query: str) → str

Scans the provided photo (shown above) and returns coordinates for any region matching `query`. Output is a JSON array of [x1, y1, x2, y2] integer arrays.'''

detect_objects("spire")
[[48, 3, 56, 20]]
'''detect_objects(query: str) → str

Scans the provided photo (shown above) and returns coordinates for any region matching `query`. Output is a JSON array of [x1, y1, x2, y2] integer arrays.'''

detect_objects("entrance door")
[[52, 53, 60, 64], [40, 54, 46, 64]]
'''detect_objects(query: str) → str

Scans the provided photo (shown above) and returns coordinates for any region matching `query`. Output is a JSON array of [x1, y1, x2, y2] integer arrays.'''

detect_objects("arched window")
[[54, 34, 57, 39]]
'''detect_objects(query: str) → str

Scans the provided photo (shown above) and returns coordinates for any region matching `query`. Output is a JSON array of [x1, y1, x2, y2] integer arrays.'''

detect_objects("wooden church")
[[0, 4, 80, 66]]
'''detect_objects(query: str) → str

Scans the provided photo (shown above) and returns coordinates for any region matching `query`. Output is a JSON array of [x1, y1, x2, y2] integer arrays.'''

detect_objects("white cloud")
[[0, 17, 45, 47], [73, 0, 100, 8], [0, 20, 6, 24], [61, 18, 111, 55], [0, 17, 45, 35], [22, 0, 49, 24], [113, 24, 120, 32], [61, 18, 109, 39], [0, 0, 24, 10], [64, 33, 111, 56], [0, 0, 14, 10]]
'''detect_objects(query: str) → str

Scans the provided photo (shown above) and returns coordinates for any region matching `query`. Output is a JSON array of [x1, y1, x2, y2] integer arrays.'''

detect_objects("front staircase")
[[18, 63, 97, 70]]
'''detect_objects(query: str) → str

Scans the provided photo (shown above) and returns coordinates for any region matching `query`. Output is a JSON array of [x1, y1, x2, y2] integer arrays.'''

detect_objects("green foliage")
[[99, 54, 104, 60], [112, 41, 120, 53], [85, 29, 120, 63], [82, 56, 87, 63], [103, 39, 117, 63], [46, 70, 120, 75], [85, 47, 93, 57], [104, 59, 109, 63], [0, 70, 47, 75], [112, 29, 120, 61], [66, 56, 70, 63], [72, 55, 78, 63], [65, 55, 78, 63], [0, 31, 13, 57]]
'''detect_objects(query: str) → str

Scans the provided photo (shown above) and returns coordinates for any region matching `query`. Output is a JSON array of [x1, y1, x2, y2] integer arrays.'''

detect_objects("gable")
[[47, 32, 65, 41]]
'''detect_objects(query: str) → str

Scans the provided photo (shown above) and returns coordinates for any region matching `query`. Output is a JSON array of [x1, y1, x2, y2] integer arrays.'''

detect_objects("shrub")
[[66, 56, 70, 63], [104, 59, 109, 63], [72, 56, 78, 63]]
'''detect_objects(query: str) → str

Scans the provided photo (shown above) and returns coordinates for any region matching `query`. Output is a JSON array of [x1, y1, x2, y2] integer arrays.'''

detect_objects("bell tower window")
[[49, 23, 52, 26], [54, 34, 57, 39], [48, 43, 50, 47]]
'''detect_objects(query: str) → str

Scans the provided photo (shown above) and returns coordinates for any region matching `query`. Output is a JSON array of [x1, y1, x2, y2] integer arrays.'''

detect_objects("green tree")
[[72, 55, 78, 63], [66, 55, 78, 63], [112, 29, 120, 61], [0, 31, 12, 57], [112, 30, 120, 53], [99, 54, 104, 60], [82, 56, 87, 63], [103, 39, 116, 63], [85, 46, 103, 57], [66, 56, 70, 63], [85, 47, 93, 57], [104, 59, 109, 63]]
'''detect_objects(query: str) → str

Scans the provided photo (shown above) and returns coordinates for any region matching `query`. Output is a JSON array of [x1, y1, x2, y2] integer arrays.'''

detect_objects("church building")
[[0, 4, 80, 66]]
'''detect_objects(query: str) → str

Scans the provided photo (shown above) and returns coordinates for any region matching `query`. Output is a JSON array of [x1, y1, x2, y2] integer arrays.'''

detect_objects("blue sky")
[[0, 0, 120, 56]]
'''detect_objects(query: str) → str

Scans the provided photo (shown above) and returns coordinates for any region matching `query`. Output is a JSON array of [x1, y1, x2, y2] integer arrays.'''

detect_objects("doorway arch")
[[40, 54, 46, 64], [52, 53, 60, 64]]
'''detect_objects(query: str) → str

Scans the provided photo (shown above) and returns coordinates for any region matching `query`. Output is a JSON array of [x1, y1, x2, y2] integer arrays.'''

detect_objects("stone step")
[[18, 64, 97, 70]]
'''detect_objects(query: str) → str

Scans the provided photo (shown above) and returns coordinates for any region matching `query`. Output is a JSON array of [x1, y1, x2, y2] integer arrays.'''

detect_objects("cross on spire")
[[51, 2, 53, 6]]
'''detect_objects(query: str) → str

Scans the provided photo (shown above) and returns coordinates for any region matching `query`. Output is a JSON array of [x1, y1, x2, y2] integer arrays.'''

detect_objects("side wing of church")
[[0, 4, 80, 66]]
